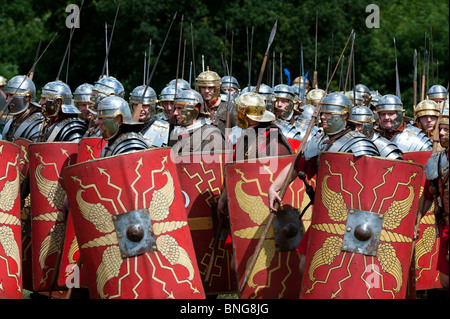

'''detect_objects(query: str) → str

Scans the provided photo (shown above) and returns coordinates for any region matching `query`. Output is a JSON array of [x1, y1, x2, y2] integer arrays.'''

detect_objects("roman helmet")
[[73, 83, 93, 103], [91, 76, 125, 113], [196, 66, 221, 101], [96, 96, 137, 140], [353, 84, 371, 106], [349, 105, 375, 139], [272, 84, 296, 120], [427, 84, 446, 103], [320, 92, 352, 135], [40, 80, 80, 118], [234, 91, 275, 129], [173, 89, 203, 127], [414, 99, 440, 123], [293, 76, 311, 92], [376, 94, 404, 130], [168, 78, 191, 90], [129, 85, 158, 122], [4, 75, 39, 115], [221, 75, 240, 97], [306, 88, 326, 106]]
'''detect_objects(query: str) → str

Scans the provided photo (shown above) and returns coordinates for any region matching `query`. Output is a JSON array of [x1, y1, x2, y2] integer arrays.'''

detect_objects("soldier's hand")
[[268, 185, 282, 211]]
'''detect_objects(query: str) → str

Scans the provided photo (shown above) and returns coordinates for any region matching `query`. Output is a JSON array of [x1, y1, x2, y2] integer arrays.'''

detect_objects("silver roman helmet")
[[173, 89, 203, 126], [96, 96, 137, 140], [254, 84, 274, 112], [129, 85, 158, 122], [221, 75, 240, 99], [91, 76, 125, 112], [168, 78, 191, 90], [273, 84, 296, 120], [320, 92, 351, 135], [427, 84, 446, 102], [349, 105, 375, 139], [376, 94, 404, 130], [353, 84, 371, 106], [41, 80, 80, 117], [73, 83, 93, 103], [4, 75, 39, 115]]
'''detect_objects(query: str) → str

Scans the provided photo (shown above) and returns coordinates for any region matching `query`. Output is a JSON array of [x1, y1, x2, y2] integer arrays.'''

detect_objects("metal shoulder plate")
[[390, 124, 432, 152], [328, 131, 380, 157], [45, 117, 88, 142], [303, 133, 327, 160], [371, 132, 403, 159], [14, 112, 44, 141], [142, 119, 170, 147], [424, 151, 449, 181], [294, 118, 321, 143], [102, 132, 149, 157], [276, 119, 301, 140]]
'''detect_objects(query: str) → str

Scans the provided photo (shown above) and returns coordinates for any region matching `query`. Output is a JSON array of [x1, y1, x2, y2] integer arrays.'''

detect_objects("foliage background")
[[1, 0, 448, 116]]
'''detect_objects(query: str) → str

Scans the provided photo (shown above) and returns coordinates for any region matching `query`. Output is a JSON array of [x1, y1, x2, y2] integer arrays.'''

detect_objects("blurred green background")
[[1, 0, 448, 117]]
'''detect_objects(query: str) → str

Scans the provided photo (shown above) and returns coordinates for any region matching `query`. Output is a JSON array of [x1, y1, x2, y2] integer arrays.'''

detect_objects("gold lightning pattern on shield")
[[307, 160, 418, 298], [71, 155, 197, 298]]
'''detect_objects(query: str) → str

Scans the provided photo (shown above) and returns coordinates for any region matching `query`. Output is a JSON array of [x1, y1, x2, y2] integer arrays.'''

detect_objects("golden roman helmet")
[[0, 75, 7, 86], [195, 66, 222, 101], [415, 99, 440, 119], [293, 76, 311, 91], [235, 91, 275, 129], [306, 88, 326, 106]]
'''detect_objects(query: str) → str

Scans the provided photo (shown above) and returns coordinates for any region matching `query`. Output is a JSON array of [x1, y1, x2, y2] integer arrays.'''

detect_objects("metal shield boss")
[[28, 142, 78, 292], [300, 152, 423, 299], [63, 148, 205, 299], [403, 151, 442, 291], [175, 152, 238, 295], [225, 155, 314, 299], [0, 141, 22, 298]]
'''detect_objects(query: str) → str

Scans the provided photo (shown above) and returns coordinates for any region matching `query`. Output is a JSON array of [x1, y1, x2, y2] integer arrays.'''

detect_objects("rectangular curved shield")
[[300, 152, 423, 299], [63, 148, 205, 299]]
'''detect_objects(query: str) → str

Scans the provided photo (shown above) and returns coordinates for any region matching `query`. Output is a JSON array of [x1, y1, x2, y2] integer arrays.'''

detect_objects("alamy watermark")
[[65, 4, 81, 29], [365, 4, 380, 28]]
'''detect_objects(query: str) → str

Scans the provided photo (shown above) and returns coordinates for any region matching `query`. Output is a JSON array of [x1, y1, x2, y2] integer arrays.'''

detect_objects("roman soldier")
[[96, 96, 149, 157], [272, 84, 303, 141], [349, 104, 403, 159], [221, 75, 240, 100], [196, 67, 236, 134], [352, 84, 372, 107], [414, 99, 441, 138], [427, 84, 447, 105], [416, 102, 449, 290], [292, 76, 311, 93], [73, 83, 94, 126], [170, 89, 224, 155], [267, 93, 379, 281], [1, 75, 43, 142], [38, 80, 87, 142], [305, 88, 326, 107], [376, 94, 431, 152], [293, 104, 322, 143]]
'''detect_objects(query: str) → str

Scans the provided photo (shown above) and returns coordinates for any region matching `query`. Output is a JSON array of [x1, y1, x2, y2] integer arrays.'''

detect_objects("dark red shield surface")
[[225, 155, 311, 299], [0, 141, 22, 298], [63, 148, 205, 299], [28, 142, 78, 292], [300, 152, 423, 299], [403, 151, 442, 290], [76, 137, 107, 163], [175, 152, 237, 295], [287, 138, 302, 154]]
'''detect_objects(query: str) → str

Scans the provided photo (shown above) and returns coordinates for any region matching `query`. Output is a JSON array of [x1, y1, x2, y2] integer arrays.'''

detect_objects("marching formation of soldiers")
[[0, 24, 448, 300]]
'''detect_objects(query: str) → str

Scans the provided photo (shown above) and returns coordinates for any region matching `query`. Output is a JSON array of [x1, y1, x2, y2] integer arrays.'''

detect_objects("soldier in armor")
[[168, 78, 191, 90], [86, 76, 125, 137], [128, 85, 168, 147], [293, 104, 322, 143], [272, 84, 302, 140], [292, 76, 311, 93], [305, 88, 326, 107], [38, 80, 87, 142], [1, 75, 43, 142], [170, 89, 224, 155], [349, 105, 403, 159], [416, 102, 449, 290], [267, 92, 379, 280], [427, 84, 447, 105], [196, 67, 236, 134], [353, 84, 372, 107], [376, 94, 431, 152], [221, 75, 240, 99], [414, 99, 440, 138], [73, 83, 94, 125], [157, 84, 180, 125], [95, 96, 149, 157]]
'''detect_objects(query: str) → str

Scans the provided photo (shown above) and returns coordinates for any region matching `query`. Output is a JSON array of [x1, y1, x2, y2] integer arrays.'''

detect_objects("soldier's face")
[[200, 86, 215, 102], [162, 101, 174, 115], [223, 87, 236, 94], [378, 111, 397, 130], [173, 104, 185, 124], [320, 112, 332, 130], [419, 115, 438, 132], [77, 102, 92, 121], [354, 123, 364, 132], [439, 124, 449, 146]]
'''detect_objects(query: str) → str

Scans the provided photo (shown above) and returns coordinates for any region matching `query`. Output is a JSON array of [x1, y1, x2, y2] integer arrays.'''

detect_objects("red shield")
[[28, 142, 79, 291], [287, 138, 301, 154], [63, 148, 205, 299], [13, 137, 33, 290], [76, 137, 107, 163], [225, 155, 311, 299], [403, 151, 442, 290], [175, 152, 238, 295], [300, 152, 423, 299], [0, 141, 22, 298]]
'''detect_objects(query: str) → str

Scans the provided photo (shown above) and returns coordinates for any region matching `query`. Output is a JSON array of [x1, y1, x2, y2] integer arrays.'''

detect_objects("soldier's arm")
[[268, 163, 298, 211]]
